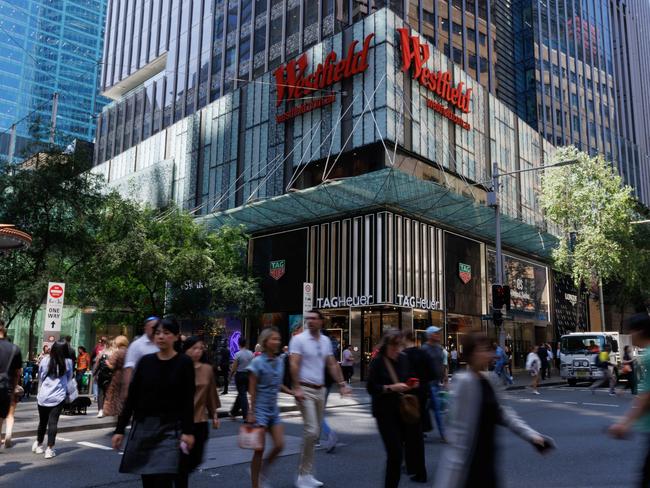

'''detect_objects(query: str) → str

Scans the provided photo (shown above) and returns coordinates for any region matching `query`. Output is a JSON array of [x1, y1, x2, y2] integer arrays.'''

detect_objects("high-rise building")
[[0, 0, 108, 163]]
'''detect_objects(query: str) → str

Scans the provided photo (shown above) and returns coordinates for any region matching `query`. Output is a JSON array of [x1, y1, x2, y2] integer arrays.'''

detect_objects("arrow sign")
[[43, 282, 65, 333]]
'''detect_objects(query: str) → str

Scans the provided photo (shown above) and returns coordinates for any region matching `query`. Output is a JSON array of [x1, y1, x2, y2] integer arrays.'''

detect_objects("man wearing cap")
[[422, 325, 446, 441], [121, 317, 160, 398]]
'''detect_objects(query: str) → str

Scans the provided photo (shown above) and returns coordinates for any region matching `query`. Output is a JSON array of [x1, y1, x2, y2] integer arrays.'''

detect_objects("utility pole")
[[49, 92, 59, 145], [7, 124, 16, 164]]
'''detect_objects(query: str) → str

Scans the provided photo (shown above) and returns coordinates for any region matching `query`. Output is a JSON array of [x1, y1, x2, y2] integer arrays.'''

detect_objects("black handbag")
[[383, 358, 421, 425]]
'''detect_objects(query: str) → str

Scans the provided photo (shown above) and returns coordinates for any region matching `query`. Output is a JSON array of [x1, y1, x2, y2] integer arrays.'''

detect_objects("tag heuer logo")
[[459, 263, 472, 284], [269, 260, 286, 280]]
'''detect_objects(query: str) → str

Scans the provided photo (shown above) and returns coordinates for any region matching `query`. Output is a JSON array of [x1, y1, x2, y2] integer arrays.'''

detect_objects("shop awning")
[[0, 224, 32, 251], [201, 168, 558, 259]]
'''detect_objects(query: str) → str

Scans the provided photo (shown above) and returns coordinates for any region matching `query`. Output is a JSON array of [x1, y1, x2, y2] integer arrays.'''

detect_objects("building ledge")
[[102, 53, 167, 100]]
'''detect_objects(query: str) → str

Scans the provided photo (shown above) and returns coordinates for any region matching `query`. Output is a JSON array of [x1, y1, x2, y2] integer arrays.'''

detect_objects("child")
[[247, 327, 292, 488]]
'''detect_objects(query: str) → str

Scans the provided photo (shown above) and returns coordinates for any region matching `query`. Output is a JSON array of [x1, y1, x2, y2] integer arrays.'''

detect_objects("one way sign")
[[44, 282, 65, 332]]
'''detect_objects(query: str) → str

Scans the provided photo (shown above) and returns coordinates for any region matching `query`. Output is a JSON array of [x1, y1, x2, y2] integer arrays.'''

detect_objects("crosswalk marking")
[[583, 402, 618, 408], [77, 441, 112, 450]]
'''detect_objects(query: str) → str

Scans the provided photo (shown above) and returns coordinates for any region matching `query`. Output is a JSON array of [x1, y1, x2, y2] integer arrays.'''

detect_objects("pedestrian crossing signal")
[[492, 284, 511, 311]]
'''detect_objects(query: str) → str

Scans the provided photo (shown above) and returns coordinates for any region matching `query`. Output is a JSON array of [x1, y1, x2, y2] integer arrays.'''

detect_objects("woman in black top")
[[112, 318, 195, 488], [366, 329, 419, 488], [621, 345, 636, 394]]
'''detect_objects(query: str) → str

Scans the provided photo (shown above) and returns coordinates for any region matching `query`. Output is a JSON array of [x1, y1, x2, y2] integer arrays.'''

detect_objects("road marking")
[[58, 437, 73, 442], [77, 441, 112, 450], [564, 401, 578, 405], [583, 402, 618, 408], [538, 399, 552, 403]]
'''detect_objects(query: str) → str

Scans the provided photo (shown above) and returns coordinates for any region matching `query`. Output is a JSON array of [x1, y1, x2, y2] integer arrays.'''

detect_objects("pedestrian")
[[367, 329, 421, 488], [122, 317, 160, 400], [247, 327, 290, 488], [63, 335, 77, 364], [37, 344, 50, 366], [609, 313, 650, 485], [230, 336, 254, 421], [341, 344, 355, 383], [103, 335, 130, 417], [217, 342, 231, 395], [402, 331, 431, 482], [494, 343, 512, 385], [111, 318, 195, 488], [422, 325, 446, 441], [254, 344, 263, 357], [289, 310, 351, 488], [537, 343, 549, 380], [620, 345, 637, 395], [590, 343, 616, 396], [434, 332, 554, 488], [33, 340, 73, 459], [0, 320, 22, 449], [555, 342, 562, 375], [76, 346, 91, 392], [92, 336, 108, 401], [94, 341, 114, 418], [22, 362, 34, 400], [526, 346, 541, 394], [504, 346, 513, 380], [179, 336, 220, 488], [450, 347, 459, 375], [318, 329, 340, 453], [545, 343, 554, 378]]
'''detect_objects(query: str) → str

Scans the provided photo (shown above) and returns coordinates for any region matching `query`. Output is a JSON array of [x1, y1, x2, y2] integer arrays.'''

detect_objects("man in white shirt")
[[290, 310, 351, 488], [121, 316, 160, 397]]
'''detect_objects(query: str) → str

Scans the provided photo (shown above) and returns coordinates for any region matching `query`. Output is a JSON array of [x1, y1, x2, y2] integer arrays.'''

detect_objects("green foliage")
[[539, 147, 636, 288], [78, 196, 262, 328], [0, 150, 106, 354]]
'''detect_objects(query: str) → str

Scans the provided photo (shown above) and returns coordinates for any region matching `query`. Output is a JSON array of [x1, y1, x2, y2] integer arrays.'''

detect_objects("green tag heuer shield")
[[269, 259, 286, 280], [459, 263, 472, 284]]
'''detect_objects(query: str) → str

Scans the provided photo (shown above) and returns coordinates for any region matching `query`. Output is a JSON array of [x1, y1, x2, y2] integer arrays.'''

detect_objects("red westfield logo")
[[397, 28, 472, 116]]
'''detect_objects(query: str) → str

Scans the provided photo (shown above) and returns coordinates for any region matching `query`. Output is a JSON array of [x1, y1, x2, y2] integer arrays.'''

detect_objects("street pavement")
[[0, 384, 643, 487]]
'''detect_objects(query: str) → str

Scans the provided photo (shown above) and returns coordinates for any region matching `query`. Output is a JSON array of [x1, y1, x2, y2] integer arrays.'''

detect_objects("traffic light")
[[492, 309, 503, 327], [492, 284, 511, 311]]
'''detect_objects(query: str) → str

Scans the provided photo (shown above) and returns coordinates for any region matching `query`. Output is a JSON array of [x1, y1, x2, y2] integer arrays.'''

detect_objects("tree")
[[539, 147, 637, 312], [78, 196, 262, 330], [0, 149, 106, 357]]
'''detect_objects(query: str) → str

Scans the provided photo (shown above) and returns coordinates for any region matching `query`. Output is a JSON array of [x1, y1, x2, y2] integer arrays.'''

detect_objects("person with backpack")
[[590, 343, 616, 395], [93, 343, 114, 418], [0, 320, 22, 449], [33, 340, 74, 459]]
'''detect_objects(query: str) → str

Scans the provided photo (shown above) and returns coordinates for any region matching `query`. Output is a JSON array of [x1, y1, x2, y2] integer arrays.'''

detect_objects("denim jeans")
[[429, 384, 445, 439]]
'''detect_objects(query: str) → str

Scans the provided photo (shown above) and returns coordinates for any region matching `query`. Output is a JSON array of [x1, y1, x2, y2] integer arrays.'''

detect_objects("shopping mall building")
[[92, 2, 649, 372]]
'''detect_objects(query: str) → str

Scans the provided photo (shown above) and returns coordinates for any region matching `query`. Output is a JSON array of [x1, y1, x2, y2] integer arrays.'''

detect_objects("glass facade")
[[0, 0, 107, 163]]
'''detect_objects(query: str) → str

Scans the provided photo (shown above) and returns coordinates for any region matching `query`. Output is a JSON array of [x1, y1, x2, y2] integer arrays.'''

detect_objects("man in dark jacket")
[[538, 343, 549, 380], [402, 331, 431, 482]]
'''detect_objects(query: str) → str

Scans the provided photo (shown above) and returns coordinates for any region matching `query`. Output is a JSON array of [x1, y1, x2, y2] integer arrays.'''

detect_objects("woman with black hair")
[[33, 340, 74, 459], [178, 336, 221, 488], [112, 318, 195, 488]]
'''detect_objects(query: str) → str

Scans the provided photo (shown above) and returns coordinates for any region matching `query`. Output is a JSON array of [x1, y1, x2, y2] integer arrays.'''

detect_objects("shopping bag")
[[238, 424, 265, 451]]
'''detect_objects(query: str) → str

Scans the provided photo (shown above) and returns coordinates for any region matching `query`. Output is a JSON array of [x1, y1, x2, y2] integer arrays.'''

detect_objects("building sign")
[[396, 294, 441, 310], [397, 28, 472, 130], [458, 263, 472, 284], [44, 282, 65, 333], [269, 260, 286, 280], [273, 34, 374, 123], [316, 295, 373, 308]]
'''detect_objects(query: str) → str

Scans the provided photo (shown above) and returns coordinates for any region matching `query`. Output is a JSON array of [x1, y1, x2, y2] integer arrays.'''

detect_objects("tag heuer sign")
[[458, 263, 472, 284], [269, 260, 286, 280]]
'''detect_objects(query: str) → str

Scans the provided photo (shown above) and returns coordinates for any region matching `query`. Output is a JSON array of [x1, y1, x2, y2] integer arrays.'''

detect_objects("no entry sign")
[[44, 282, 65, 332]]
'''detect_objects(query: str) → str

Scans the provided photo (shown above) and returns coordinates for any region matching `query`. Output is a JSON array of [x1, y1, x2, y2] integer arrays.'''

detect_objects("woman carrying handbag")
[[366, 329, 423, 488], [33, 340, 74, 459], [111, 318, 195, 488]]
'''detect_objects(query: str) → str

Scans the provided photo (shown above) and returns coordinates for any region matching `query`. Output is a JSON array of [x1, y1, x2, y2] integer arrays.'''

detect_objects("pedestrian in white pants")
[[290, 310, 351, 488]]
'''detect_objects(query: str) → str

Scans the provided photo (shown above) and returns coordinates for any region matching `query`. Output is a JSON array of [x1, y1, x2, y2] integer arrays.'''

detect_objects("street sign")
[[44, 282, 65, 332], [303, 282, 313, 315]]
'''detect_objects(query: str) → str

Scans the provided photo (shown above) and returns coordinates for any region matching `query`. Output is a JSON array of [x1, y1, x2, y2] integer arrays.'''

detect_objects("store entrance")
[[360, 307, 404, 379]]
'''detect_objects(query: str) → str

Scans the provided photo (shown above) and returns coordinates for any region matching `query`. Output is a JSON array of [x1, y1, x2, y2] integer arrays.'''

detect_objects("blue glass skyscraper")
[[0, 0, 108, 162]]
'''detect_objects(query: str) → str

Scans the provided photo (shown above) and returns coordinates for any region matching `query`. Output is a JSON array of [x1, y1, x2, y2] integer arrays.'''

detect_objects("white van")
[[559, 332, 632, 386]]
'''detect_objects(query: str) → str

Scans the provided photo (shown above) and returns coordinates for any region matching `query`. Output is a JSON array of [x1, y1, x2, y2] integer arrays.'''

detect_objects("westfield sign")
[[273, 34, 374, 123], [397, 28, 472, 130]]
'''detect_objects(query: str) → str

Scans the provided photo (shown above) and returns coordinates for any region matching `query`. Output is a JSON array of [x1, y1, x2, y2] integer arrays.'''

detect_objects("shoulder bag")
[[238, 424, 265, 451], [383, 357, 420, 425]]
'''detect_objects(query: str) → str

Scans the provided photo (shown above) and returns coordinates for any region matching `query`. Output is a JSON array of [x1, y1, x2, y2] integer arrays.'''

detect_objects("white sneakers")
[[295, 474, 324, 488], [31, 440, 44, 454], [97, 409, 104, 418], [32, 441, 56, 458]]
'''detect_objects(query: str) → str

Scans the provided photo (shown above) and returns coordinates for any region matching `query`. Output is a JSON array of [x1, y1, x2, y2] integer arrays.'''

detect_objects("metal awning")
[[201, 168, 558, 259], [0, 224, 32, 251]]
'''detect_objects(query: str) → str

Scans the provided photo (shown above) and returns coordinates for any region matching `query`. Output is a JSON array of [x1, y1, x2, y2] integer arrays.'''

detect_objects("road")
[[0, 385, 642, 487]]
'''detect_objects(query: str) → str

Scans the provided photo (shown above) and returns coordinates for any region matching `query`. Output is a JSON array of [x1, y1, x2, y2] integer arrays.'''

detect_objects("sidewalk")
[[8, 385, 371, 438], [504, 371, 565, 391]]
